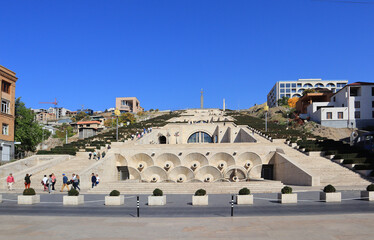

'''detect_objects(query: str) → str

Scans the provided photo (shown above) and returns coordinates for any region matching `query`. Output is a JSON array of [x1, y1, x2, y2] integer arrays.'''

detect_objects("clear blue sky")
[[1, 0, 373, 111]]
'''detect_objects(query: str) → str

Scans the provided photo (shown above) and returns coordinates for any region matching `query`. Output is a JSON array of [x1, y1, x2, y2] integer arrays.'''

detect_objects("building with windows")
[[116, 97, 143, 113], [307, 82, 374, 128], [0, 66, 17, 161], [267, 78, 348, 107]]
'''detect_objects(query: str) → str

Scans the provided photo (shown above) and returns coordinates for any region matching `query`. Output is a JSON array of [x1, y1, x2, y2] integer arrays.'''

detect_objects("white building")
[[267, 78, 348, 107], [307, 82, 374, 128], [48, 107, 70, 119]]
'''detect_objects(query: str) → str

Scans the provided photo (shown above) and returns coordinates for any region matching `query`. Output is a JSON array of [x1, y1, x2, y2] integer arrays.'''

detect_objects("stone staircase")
[[281, 145, 371, 186], [11, 153, 94, 190], [88, 180, 285, 194]]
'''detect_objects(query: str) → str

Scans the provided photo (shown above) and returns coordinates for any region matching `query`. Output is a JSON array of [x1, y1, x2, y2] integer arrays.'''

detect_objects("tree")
[[119, 113, 136, 124], [53, 123, 75, 139], [302, 89, 315, 96], [104, 119, 116, 127], [72, 111, 88, 122], [14, 98, 50, 153], [288, 97, 299, 108], [277, 96, 289, 106]]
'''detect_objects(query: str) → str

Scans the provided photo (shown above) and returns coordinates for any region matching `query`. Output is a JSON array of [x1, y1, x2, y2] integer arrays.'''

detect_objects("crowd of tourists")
[[131, 127, 152, 140]]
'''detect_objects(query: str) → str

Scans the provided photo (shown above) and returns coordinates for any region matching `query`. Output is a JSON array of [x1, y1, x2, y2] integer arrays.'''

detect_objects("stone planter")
[[236, 195, 253, 205], [290, 143, 297, 148], [192, 195, 208, 205], [63, 195, 84, 205], [320, 192, 341, 202], [105, 195, 125, 206], [278, 193, 297, 204], [148, 196, 166, 206], [18, 195, 40, 205], [344, 164, 355, 169], [361, 191, 374, 201]]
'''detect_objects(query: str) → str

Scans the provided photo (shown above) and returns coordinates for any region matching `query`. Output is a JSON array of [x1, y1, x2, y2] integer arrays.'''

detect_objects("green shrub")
[[153, 188, 163, 196], [68, 188, 80, 196], [238, 187, 250, 195], [323, 184, 336, 193], [281, 186, 293, 194], [109, 190, 120, 196], [23, 188, 36, 195], [366, 184, 374, 192], [194, 189, 206, 196]]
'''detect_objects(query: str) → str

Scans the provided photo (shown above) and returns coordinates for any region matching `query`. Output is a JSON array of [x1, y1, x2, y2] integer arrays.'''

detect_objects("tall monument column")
[[223, 98, 226, 111], [200, 89, 204, 109]]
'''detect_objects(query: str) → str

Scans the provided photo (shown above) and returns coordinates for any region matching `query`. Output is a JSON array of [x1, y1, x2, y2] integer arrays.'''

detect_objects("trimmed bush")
[[238, 187, 250, 195], [366, 184, 374, 192], [109, 190, 120, 196], [281, 186, 293, 194], [195, 189, 206, 196], [68, 188, 80, 196], [152, 188, 163, 196], [23, 188, 36, 195], [323, 184, 336, 193]]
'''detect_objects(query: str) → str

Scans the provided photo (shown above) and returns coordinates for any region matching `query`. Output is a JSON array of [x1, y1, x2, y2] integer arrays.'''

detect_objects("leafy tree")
[[277, 96, 289, 106], [53, 123, 75, 139], [104, 119, 116, 127], [287, 97, 299, 108], [72, 111, 88, 122], [14, 98, 50, 153], [302, 89, 315, 96], [149, 109, 154, 112], [119, 113, 136, 124]]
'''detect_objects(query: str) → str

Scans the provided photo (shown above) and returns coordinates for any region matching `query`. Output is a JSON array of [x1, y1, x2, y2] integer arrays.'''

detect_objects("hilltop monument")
[[200, 89, 204, 109]]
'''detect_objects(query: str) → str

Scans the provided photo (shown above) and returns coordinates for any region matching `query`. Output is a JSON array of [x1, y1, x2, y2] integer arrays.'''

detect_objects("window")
[[315, 83, 324, 88], [286, 89, 290, 93], [1, 81, 11, 93], [350, 87, 360, 96], [292, 83, 296, 88], [338, 112, 343, 119], [372, 87, 374, 96], [286, 83, 290, 88], [1, 99, 10, 114], [2, 123, 9, 135], [286, 94, 291, 97], [342, 104, 344, 107], [337, 83, 346, 88], [326, 112, 332, 119], [187, 132, 212, 143], [280, 94, 285, 98], [355, 101, 360, 108], [280, 89, 285, 93], [280, 83, 285, 88], [297, 83, 302, 87], [333, 97, 336, 102], [372, 111, 374, 118], [355, 111, 360, 119], [292, 89, 296, 93]]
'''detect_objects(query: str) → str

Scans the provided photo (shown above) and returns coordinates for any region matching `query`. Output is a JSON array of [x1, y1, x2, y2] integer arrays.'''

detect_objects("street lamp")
[[114, 109, 120, 141], [264, 104, 269, 132]]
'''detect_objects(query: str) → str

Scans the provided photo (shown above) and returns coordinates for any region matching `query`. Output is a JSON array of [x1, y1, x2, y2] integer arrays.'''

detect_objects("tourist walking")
[[51, 173, 56, 191], [48, 174, 53, 193], [97, 151, 101, 160], [6, 173, 14, 191], [93, 151, 97, 160], [91, 173, 96, 188], [60, 173, 69, 192], [75, 175, 81, 191], [42, 175, 48, 191], [96, 174, 100, 186], [89, 152, 92, 160], [102, 151, 106, 159], [71, 174, 77, 190], [24, 174, 32, 189]]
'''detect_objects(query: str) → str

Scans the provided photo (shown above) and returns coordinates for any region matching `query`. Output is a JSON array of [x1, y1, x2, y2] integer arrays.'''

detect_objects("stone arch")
[[210, 152, 236, 171], [195, 165, 223, 182], [187, 130, 213, 144], [155, 153, 181, 171], [129, 153, 154, 171], [168, 166, 195, 183], [248, 165, 263, 179], [128, 167, 141, 180], [237, 152, 262, 171], [141, 166, 168, 183], [115, 154, 128, 167], [158, 135, 167, 144], [182, 153, 209, 171]]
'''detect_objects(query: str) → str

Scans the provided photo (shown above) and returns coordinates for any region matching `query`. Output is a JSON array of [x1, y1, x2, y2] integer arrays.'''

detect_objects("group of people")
[[5, 172, 100, 192], [60, 173, 81, 192], [91, 173, 100, 188], [88, 151, 106, 160]]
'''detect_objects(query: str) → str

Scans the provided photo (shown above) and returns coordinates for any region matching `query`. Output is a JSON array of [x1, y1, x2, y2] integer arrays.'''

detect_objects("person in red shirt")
[[6, 173, 15, 191]]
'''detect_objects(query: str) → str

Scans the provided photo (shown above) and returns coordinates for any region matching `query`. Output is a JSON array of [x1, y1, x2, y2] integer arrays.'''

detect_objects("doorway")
[[159, 135, 167, 144], [261, 165, 274, 180]]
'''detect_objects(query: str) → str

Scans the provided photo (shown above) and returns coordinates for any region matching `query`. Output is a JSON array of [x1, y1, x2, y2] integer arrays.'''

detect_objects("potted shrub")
[[148, 188, 166, 206], [320, 184, 341, 202], [361, 184, 374, 201], [18, 188, 40, 205], [278, 186, 297, 204], [105, 190, 124, 205], [236, 187, 253, 205], [192, 189, 208, 205], [63, 188, 84, 205]]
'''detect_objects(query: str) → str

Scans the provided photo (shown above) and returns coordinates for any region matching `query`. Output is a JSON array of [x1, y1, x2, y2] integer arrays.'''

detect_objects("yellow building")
[[0, 65, 18, 161]]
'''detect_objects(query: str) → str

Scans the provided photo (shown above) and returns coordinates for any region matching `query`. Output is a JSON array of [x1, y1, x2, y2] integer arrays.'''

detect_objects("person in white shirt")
[[96, 174, 100, 186], [42, 175, 48, 191]]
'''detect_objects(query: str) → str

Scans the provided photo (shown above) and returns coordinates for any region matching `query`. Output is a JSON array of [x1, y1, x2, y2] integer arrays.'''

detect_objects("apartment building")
[[267, 78, 348, 107], [307, 82, 374, 128], [0, 65, 18, 161], [116, 97, 143, 113]]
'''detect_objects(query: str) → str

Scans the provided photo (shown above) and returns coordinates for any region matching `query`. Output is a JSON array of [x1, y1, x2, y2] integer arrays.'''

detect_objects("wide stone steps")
[[88, 181, 285, 194]]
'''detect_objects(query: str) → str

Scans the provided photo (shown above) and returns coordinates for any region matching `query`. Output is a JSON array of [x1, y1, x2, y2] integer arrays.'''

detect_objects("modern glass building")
[[267, 78, 348, 107]]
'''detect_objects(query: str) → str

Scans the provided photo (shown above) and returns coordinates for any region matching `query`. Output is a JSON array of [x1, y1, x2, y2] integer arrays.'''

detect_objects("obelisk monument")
[[200, 89, 204, 109]]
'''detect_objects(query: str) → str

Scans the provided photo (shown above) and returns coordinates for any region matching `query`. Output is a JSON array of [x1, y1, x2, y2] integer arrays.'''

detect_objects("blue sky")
[[1, 0, 373, 111]]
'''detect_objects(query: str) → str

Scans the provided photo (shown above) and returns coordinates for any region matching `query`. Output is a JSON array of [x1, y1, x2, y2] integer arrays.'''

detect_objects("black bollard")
[[231, 195, 234, 217], [137, 196, 140, 217]]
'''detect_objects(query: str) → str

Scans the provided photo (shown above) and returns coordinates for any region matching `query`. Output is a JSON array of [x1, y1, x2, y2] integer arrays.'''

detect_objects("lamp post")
[[114, 109, 120, 141], [264, 104, 269, 132]]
